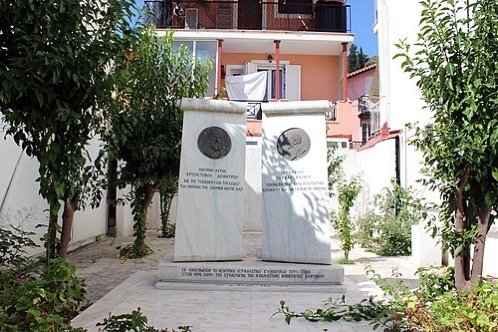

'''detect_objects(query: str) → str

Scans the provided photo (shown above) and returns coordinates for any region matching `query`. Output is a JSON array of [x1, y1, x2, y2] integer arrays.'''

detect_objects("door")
[[238, 0, 262, 30]]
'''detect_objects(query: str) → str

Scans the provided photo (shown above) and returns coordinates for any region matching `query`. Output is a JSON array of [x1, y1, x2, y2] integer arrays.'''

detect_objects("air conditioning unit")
[[185, 8, 198, 29]]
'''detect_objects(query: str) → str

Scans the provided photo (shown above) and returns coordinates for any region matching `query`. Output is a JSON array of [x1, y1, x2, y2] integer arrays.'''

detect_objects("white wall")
[[0, 131, 112, 254], [243, 138, 262, 232], [344, 138, 397, 217], [377, 0, 428, 133]]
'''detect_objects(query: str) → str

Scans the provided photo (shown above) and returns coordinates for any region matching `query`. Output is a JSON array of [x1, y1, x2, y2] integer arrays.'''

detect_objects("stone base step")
[[157, 259, 344, 293]]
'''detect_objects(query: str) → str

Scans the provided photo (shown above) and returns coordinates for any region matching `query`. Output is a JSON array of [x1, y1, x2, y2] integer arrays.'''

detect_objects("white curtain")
[[225, 71, 267, 101]]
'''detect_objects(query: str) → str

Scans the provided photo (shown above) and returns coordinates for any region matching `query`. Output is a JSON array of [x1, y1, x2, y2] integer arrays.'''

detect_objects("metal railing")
[[246, 101, 262, 119], [357, 95, 381, 143], [144, 0, 350, 33], [325, 103, 337, 121]]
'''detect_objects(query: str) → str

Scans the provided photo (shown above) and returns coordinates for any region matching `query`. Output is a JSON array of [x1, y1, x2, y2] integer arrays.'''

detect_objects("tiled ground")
[[70, 231, 420, 331]]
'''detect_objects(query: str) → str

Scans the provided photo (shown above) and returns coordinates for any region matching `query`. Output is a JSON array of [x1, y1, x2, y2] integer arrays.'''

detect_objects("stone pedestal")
[[261, 101, 332, 264], [173, 98, 247, 262], [157, 259, 344, 292]]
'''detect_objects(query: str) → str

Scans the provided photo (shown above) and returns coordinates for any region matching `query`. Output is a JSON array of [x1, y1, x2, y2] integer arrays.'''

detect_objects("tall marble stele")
[[261, 101, 333, 265], [173, 98, 247, 262]]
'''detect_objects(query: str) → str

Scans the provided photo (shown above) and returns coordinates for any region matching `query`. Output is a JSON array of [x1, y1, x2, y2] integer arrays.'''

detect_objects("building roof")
[[347, 63, 377, 78]]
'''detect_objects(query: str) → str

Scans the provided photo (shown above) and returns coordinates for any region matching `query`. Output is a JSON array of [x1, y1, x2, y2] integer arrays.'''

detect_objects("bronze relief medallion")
[[197, 126, 232, 159], [276, 128, 311, 161]]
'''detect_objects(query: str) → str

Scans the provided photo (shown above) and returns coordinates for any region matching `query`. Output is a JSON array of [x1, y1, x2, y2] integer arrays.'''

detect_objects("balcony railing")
[[144, 0, 350, 33], [358, 95, 381, 143]]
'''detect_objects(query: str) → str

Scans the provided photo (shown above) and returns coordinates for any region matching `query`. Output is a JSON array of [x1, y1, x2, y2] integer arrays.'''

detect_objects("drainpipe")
[[216, 39, 223, 96], [0, 152, 23, 215], [342, 42, 348, 101], [395, 135, 401, 186], [274, 40, 281, 101]]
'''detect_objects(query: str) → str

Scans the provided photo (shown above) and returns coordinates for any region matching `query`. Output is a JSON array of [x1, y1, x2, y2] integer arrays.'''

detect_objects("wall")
[[244, 137, 262, 232], [0, 132, 113, 254], [326, 101, 353, 138], [222, 53, 340, 102], [347, 138, 397, 216], [347, 68, 376, 101]]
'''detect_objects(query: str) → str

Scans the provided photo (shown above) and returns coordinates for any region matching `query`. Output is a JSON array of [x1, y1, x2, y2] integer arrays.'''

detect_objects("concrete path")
[[69, 231, 420, 331]]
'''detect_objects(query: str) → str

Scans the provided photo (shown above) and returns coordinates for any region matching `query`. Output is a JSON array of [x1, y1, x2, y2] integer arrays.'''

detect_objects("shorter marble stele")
[[173, 98, 247, 262], [261, 101, 333, 265]]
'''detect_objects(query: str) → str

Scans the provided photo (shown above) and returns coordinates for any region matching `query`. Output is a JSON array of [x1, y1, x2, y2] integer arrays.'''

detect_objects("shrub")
[[0, 227, 86, 332], [274, 266, 484, 331], [96, 308, 192, 332], [332, 177, 361, 262], [357, 180, 425, 256]]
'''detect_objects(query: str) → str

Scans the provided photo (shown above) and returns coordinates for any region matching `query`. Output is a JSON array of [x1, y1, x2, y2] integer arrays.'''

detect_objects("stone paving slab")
[[69, 231, 420, 331], [72, 270, 376, 332]]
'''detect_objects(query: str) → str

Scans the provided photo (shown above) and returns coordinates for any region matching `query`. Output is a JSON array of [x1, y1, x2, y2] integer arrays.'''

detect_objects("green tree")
[[332, 177, 361, 262], [347, 44, 359, 73], [107, 28, 211, 257], [348, 44, 370, 73], [0, 0, 135, 258], [396, 0, 498, 289]]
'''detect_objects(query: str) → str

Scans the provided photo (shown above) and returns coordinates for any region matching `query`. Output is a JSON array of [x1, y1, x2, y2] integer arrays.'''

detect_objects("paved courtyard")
[[69, 231, 419, 331]]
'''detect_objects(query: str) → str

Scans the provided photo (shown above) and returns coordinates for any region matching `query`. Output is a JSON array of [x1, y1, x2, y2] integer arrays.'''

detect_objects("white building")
[[355, 0, 497, 274]]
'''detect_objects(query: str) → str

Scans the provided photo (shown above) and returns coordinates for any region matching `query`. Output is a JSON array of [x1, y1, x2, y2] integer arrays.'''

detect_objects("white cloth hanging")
[[225, 71, 267, 101]]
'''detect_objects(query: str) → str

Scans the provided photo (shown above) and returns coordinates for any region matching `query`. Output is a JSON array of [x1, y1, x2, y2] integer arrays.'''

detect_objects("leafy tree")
[[348, 43, 370, 73], [396, 0, 498, 289], [0, 0, 135, 258], [347, 44, 359, 73], [331, 177, 361, 262], [107, 28, 211, 257]]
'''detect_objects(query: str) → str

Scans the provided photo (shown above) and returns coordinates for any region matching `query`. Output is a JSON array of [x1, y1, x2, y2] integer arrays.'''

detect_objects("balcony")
[[144, 0, 350, 33], [358, 95, 380, 144]]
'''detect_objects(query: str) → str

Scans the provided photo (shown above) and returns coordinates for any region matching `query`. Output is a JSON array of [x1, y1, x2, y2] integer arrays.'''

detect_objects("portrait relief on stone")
[[197, 126, 232, 160], [276, 128, 311, 161]]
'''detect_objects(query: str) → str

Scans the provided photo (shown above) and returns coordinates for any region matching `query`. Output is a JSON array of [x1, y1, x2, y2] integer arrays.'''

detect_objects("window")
[[278, 0, 313, 15], [257, 68, 285, 101], [173, 41, 217, 97], [245, 61, 301, 101]]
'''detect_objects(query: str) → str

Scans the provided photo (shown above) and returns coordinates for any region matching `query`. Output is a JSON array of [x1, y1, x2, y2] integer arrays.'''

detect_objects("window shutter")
[[285, 65, 301, 101], [245, 62, 258, 75]]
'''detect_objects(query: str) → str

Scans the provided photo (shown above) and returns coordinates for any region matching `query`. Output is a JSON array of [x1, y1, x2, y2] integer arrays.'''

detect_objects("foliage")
[[395, 0, 498, 289], [327, 146, 345, 198], [0, 226, 37, 267], [414, 266, 455, 304], [106, 28, 211, 257], [0, 227, 86, 332], [331, 177, 361, 261], [274, 266, 490, 332], [96, 308, 192, 332], [160, 223, 176, 239], [119, 243, 153, 259], [273, 297, 397, 330], [158, 176, 178, 238], [0, 0, 136, 258], [357, 180, 425, 256], [348, 44, 369, 73], [355, 213, 380, 249]]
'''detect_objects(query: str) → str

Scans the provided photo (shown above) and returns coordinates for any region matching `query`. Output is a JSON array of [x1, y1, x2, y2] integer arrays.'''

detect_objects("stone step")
[[157, 260, 345, 293]]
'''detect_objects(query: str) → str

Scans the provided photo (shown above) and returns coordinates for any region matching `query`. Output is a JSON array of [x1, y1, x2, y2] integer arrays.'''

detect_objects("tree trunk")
[[57, 197, 77, 258], [454, 170, 470, 290], [135, 185, 156, 252], [470, 204, 492, 286], [161, 193, 174, 237], [47, 201, 60, 260]]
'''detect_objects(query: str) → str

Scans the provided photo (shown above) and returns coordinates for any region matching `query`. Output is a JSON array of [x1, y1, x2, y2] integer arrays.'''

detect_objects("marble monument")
[[261, 101, 332, 264], [173, 98, 247, 261]]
